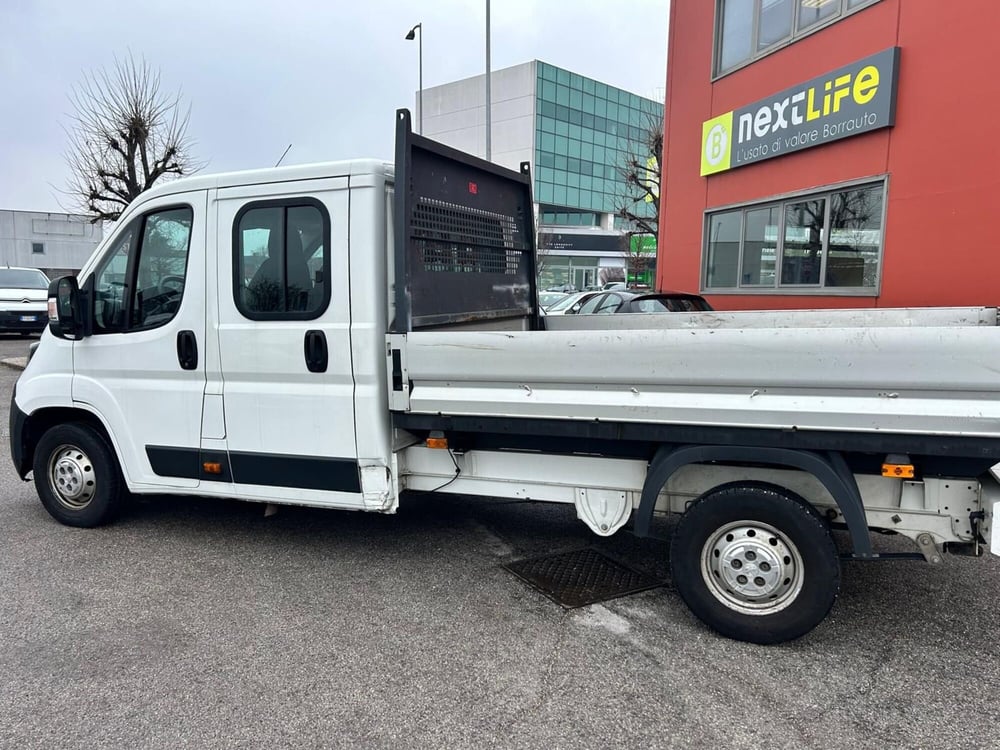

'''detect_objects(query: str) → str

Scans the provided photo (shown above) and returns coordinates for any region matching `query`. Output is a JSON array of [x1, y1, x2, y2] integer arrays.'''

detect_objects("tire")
[[670, 481, 840, 645], [33, 423, 125, 527]]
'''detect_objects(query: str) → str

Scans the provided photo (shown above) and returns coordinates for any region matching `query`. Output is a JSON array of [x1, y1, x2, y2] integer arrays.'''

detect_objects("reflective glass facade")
[[535, 62, 662, 226]]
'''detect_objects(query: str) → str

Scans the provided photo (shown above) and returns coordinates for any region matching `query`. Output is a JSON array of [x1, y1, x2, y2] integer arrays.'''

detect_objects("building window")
[[758, 0, 793, 49], [714, 0, 882, 76], [32, 242, 44, 254], [535, 79, 662, 216], [703, 181, 885, 293]]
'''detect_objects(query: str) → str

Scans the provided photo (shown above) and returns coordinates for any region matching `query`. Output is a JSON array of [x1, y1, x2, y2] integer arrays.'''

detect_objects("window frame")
[[232, 197, 331, 322], [713, 0, 882, 79], [701, 177, 888, 296], [89, 203, 194, 335]]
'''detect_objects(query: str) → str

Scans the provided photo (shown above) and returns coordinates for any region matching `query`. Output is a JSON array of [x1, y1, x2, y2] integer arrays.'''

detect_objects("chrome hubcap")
[[48, 444, 96, 510], [701, 521, 804, 615]]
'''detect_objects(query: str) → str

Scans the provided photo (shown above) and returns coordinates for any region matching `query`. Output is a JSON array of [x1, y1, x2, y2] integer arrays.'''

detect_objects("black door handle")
[[177, 330, 198, 370], [304, 330, 328, 373]]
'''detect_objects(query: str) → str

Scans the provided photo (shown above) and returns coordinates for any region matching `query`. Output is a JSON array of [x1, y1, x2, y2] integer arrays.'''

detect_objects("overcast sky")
[[0, 0, 669, 213]]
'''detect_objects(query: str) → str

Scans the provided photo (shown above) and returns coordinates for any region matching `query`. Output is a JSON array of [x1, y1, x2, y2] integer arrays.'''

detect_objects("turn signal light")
[[203, 462, 223, 475], [426, 431, 448, 450], [882, 463, 914, 478]]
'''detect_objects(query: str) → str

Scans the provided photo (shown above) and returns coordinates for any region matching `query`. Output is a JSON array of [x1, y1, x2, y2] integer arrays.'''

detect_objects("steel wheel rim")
[[700, 520, 804, 616], [47, 443, 97, 510]]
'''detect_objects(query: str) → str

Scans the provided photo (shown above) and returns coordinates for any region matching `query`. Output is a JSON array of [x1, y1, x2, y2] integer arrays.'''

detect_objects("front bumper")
[[9, 385, 30, 479]]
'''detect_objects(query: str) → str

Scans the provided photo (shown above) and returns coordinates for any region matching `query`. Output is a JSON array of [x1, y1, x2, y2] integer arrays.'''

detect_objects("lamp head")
[[405, 24, 420, 40]]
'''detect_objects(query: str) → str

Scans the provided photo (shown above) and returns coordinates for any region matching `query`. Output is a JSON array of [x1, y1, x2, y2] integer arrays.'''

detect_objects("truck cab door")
[[72, 191, 208, 488], [213, 179, 363, 507]]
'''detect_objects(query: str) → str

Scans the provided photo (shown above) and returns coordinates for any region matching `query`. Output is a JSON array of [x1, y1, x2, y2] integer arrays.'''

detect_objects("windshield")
[[0, 269, 50, 289]]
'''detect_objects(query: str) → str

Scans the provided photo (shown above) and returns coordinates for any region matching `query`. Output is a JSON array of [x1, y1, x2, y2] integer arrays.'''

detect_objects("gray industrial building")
[[0, 210, 102, 278], [418, 61, 662, 290]]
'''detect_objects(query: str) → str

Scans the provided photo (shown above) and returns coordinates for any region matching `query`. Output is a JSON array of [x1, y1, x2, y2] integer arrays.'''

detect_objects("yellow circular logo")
[[704, 123, 729, 167]]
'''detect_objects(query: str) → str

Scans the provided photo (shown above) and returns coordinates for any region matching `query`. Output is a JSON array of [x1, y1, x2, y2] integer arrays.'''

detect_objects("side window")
[[636, 299, 667, 313], [234, 199, 330, 320], [92, 206, 193, 334], [593, 293, 623, 314], [133, 208, 193, 330], [577, 294, 604, 314], [93, 228, 135, 333]]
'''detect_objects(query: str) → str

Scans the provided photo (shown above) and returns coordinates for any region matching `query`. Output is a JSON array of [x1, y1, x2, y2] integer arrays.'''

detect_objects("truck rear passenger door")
[[213, 179, 363, 507]]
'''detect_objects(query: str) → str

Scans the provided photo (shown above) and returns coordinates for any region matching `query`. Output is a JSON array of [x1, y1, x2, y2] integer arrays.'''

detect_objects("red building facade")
[[658, 0, 1000, 310]]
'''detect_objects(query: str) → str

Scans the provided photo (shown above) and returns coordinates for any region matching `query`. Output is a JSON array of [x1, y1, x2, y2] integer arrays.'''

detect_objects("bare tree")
[[535, 230, 555, 282], [618, 232, 655, 287], [614, 111, 663, 240], [65, 53, 200, 222]]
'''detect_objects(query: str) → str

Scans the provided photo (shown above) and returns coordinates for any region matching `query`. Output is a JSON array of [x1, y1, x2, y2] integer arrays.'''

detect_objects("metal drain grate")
[[503, 548, 665, 609]]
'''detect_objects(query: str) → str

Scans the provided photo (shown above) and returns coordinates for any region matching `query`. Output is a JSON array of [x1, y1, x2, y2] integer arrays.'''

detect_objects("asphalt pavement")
[[1, 334, 999, 749]]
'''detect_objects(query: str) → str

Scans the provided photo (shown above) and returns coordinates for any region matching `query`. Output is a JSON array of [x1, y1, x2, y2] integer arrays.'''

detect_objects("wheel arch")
[[17, 406, 119, 481], [634, 444, 875, 559]]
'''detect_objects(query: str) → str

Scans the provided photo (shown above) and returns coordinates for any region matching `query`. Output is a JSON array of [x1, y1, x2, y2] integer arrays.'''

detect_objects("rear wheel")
[[33, 423, 125, 527], [670, 482, 840, 644]]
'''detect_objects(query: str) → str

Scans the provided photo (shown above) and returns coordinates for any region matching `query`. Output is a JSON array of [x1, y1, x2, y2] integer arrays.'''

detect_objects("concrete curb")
[[1, 357, 27, 371]]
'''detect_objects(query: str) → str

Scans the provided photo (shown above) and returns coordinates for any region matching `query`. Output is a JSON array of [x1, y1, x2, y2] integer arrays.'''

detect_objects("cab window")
[[234, 198, 330, 320], [92, 206, 193, 334]]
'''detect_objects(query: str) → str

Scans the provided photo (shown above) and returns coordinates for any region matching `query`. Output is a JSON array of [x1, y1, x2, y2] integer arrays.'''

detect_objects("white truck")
[[11, 110, 1000, 644]]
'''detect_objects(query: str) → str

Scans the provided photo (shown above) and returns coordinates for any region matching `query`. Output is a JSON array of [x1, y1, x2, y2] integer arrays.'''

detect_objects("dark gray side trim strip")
[[228, 451, 361, 492], [146, 446, 361, 492], [391, 412, 1000, 462], [146, 446, 201, 480]]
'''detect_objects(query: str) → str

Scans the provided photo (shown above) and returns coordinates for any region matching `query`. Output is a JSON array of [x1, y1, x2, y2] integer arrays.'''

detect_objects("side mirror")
[[48, 276, 85, 340]]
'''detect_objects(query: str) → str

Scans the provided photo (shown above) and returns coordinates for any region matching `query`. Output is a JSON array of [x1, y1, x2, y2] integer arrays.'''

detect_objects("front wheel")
[[670, 482, 841, 644], [33, 423, 125, 527]]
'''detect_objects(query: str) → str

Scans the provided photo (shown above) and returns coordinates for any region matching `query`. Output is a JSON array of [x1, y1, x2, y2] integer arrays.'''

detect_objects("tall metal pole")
[[406, 23, 423, 134], [418, 28, 423, 134], [485, 0, 491, 160]]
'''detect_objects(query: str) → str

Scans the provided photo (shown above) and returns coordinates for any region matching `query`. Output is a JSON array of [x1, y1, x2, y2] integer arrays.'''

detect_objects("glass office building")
[[534, 62, 662, 229], [418, 61, 662, 291]]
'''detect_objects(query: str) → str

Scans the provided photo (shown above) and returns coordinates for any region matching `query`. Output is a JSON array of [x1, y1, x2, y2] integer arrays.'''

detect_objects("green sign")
[[629, 234, 657, 254], [701, 47, 900, 176]]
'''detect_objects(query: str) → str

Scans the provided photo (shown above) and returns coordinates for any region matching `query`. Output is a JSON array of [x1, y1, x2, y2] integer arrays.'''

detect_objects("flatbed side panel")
[[396, 326, 1000, 441], [543, 306, 998, 332]]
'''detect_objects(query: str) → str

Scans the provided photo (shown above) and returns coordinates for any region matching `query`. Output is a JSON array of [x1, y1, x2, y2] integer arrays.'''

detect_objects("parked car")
[[0, 267, 50, 335], [573, 290, 713, 315], [620, 291, 713, 313], [602, 281, 627, 290], [541, 290, 603, 315], [538, 291, 568, 310], [545, 283, 577, 293]]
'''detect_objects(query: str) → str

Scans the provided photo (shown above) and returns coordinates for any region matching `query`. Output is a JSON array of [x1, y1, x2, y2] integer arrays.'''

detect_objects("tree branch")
[[611, 110, 663, 249], [64, 51, 200, 221]]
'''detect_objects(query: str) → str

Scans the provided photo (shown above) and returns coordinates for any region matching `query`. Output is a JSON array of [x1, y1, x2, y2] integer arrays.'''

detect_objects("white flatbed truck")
[[11, 110, 1000, 643]]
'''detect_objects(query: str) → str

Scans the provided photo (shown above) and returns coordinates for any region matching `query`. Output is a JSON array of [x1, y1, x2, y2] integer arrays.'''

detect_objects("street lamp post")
[[485, 0, 491, 160], [405, 23, 423, 134]]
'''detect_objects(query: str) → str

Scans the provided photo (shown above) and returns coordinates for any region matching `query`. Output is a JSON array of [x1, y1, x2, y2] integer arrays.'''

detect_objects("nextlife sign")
[[700, 47, 900, 176]]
